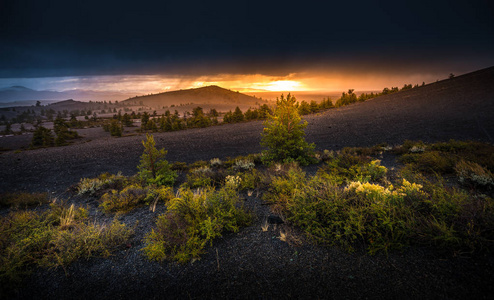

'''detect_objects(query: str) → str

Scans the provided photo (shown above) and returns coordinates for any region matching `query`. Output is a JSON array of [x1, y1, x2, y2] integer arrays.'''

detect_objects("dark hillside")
[[305, 66, 494, 147], [122, 85, 264, 109]]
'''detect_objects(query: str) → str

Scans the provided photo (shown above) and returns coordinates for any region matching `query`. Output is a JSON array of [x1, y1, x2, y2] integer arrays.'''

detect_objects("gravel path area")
[[1, 67, 494, 299]]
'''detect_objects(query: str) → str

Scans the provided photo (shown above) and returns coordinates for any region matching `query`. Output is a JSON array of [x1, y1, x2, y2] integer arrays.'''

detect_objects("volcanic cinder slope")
[[122, 85, 264, 109], [1, 67, 493, 193]]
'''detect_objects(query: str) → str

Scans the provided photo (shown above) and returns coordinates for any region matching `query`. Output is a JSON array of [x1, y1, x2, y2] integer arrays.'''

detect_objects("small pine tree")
[[31, 125, 54, 147], [122, 113, 133, 126], [232, 106, 244, 122], [3, 122, 13, 135], [137, 134, 177, 186], [260, 94, 315, 165], [110, 119, 123, 137], [141, 112, 150, 131]]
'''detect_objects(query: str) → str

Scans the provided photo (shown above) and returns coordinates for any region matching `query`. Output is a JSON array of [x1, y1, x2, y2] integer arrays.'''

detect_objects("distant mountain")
[[122, 85, 264, 108], [0, 86, 133, 103]]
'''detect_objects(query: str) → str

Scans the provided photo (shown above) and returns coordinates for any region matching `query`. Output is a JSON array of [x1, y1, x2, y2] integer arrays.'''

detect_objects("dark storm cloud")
[[1, 0, 493, 78]]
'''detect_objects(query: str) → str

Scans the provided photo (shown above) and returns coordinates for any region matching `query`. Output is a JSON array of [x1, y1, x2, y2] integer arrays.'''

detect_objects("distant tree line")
[[133, 104, 275, 135], [30, 113, 80, 147]]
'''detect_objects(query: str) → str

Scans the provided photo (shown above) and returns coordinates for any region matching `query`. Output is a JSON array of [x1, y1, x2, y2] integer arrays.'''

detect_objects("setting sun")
[[264, 80, 304, 91]]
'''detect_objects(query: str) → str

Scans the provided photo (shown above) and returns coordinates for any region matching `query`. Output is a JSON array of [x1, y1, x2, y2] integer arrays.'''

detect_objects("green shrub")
[[316, 152, 377, 185], [0, 210, 53, 284], [39, 219, 132, 270], [233, 158, 255, 171], [109, 119, 123, 137], [0, 192, 49, 208], [394, 140, 427, 155], [31, 125, 54, 148], [396, 140, 494, 176], [77, 172, 127, 195], [186, 166, 214, 188], [266, 160, 494, 255], [263, 165, 307, 212], [455, 160, 494, 188], [100, 184, 173, 213], [143, 185, 250, 263], [239, 169, 265, 191], [170, 161, 188, 171], [210, 158, 222, 168], [399, 151, 455, 174], [349, 159, 388, 183], [429, 140, 494, 170], [100, 184, 148, 213]]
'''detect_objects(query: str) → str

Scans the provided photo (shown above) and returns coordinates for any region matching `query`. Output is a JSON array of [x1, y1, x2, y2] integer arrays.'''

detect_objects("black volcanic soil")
[[1, 67, 494, 299]]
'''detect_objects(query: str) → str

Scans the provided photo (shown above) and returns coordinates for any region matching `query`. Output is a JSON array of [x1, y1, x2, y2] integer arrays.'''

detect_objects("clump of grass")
[[238, 168, 270, 192], [0, 192, 49, 208], [0, 201, 133, 286], [430, 140, 494, 170], [210, 158, 222, 168], [143, 185, 251, 263], [399, 151, 455, 174], [185, 165, 228, 188], [186, 166, 215, 188], [100, 185, 173, 213], [394, 140, 427, 155], [100, 184, 148, 213], [223, 154, 262, 169], [315, 151, 387, 185], [170, 161, 188, 171], [263, 164, 307, 213], [77, 172, 127, 196], [39, 218, 133, 271], [455, 160, 494, 188], [233, 158, 255, 171], [396, 140, 494, 177], [225, 175, 242, 189]]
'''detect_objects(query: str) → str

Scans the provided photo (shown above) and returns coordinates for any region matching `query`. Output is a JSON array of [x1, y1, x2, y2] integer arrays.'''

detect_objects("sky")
[[1, 0, 493, 95]]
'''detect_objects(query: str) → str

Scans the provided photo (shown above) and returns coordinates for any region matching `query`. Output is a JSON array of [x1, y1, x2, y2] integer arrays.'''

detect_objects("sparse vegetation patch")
[[0, 201, 133, 286], [143, 185, 251, 263]]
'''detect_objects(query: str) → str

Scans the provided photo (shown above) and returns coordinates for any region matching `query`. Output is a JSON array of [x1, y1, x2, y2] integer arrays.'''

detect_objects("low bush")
[[100, 185, 174, 213], [239, 168, 268, 191], [399, 151, 455, 174], [186, 166, 215, 188], [455, 160, 494, 188], [0, 192, 49, 208], [77, 172, 128, 196], [394, 140, 427, 155], [263, 165, 307, 213], [143, 185, 250, 263], [267, 161, 494, 255], [170, 161, 188, 171], [316, 152, 385, 185], [233, 158, 255, 171], [396, 140, 494, 177], [209, 158, 222, 168]]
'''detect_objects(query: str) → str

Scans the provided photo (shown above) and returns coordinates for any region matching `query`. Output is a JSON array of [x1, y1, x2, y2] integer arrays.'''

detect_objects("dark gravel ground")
[[2, 67, 494, 299]]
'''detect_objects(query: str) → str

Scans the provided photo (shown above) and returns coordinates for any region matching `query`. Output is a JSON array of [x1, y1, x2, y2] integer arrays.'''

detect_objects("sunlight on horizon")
[[0, 71, 445, 98], [256, 80, 306, 92]]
